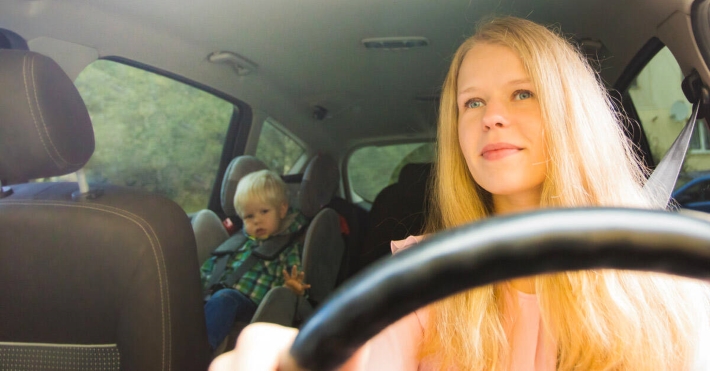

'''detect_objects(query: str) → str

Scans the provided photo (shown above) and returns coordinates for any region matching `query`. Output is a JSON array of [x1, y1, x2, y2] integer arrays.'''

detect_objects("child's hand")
[[282, 265, 311, 295]]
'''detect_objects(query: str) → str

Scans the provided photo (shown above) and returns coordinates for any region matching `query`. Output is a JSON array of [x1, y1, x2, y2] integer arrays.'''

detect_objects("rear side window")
[[255, 118, 306, 174], [348, 142, 434, 203], [626, 46, 710, 211], [74, 60, 235, 213]]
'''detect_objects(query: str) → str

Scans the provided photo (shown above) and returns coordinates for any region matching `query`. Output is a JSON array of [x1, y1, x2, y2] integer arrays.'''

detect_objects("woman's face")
[[456, 43, 548, 208]]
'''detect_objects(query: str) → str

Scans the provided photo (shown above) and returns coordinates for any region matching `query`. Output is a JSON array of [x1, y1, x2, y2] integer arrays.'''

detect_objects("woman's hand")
[[209, 323, 300, 371], [209, 323, 368, 371], [282, 265, 311, 295]]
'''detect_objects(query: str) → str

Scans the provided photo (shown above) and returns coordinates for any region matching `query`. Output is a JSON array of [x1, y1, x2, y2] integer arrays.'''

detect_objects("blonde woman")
[[210, 17, 710, 370]]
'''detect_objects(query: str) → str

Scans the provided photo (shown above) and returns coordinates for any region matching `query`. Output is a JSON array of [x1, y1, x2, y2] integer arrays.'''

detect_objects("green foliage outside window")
[[74, 60, 234, 213]]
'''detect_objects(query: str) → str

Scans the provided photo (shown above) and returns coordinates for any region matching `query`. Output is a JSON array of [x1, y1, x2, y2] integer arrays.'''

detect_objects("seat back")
[[297, 154, 344, 304], [358, 162, 432, 271], [0, 50, 210, 371]]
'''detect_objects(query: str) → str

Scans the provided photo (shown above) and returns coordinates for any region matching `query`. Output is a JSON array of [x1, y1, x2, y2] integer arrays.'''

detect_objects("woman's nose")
[[481, 99, 510, 130]]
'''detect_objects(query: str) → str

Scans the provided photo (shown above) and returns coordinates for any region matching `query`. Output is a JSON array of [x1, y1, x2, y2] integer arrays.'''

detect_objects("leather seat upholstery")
[[0, 50, 210, 371]]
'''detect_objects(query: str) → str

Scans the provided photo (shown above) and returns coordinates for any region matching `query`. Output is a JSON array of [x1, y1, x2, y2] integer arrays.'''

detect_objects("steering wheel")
[[288, 208, 710, 371]]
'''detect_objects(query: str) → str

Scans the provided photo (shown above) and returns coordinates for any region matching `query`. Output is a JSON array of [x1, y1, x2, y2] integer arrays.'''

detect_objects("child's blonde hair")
[[422, 16, 710, 370], [233, 169, 288, 217]]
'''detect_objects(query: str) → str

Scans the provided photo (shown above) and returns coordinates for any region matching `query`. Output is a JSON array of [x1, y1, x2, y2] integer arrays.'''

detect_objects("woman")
[[211, 16, 710, 370]]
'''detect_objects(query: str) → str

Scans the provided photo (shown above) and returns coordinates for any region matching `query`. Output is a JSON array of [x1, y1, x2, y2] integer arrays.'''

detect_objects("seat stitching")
[[23, 55, 62, 168], [30, 54, 82, 166], [1, 200, 170, 371]]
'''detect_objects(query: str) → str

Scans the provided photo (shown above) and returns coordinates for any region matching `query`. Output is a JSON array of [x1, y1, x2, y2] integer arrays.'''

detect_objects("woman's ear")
[[279, 203, 288, 219]]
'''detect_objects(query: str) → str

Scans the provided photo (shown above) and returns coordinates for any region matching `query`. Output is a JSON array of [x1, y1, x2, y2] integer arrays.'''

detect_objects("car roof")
[[0, 0, 703, 159]]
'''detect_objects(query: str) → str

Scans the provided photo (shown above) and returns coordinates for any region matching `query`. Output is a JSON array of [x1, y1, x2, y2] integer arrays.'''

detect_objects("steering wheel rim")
[[288, 208, 710, 371]]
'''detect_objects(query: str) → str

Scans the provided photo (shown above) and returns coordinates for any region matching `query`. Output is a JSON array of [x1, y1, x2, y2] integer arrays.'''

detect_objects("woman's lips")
[[481, 143, 522, 160]]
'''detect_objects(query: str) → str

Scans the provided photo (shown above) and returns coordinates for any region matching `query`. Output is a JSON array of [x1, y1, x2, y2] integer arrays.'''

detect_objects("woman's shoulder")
[[390, 235, 426, 254]]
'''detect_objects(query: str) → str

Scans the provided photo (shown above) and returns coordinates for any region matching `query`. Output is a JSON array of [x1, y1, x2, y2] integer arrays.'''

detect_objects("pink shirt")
[[356, 235, 556, 371]]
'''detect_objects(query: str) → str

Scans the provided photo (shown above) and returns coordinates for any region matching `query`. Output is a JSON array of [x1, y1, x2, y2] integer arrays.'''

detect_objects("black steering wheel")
[[288, 208, 710, 371]]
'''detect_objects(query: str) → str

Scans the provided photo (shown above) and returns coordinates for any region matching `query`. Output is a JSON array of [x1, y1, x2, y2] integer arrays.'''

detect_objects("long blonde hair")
[[422, 16, 710, 370]]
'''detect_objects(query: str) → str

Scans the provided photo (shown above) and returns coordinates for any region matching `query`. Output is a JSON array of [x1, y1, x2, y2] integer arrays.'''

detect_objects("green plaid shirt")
[[200, 209, 307, 305]]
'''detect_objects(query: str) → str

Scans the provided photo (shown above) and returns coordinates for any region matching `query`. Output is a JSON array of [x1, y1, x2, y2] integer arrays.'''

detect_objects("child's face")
[[456, 43, 548, 204], [240, 200, 288, 240]]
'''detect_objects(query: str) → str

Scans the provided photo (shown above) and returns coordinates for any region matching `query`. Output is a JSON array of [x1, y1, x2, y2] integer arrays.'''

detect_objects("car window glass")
[[348, 142, 435, 203], [626, 46, 710, 211], [68, 60, 234, 214], [255, 118, 306, 174]]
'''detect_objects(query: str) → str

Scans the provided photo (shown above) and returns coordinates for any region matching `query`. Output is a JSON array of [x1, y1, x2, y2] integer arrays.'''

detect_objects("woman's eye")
[[514, 90, 533, 100], [465, 99, 484, 109]]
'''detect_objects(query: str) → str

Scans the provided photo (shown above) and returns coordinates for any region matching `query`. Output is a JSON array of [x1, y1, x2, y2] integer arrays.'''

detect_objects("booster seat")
[[194, 154, 345, 351]]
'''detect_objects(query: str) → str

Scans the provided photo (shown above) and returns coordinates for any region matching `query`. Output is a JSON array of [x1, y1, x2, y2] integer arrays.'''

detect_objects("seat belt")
[[203, 233, 248, 298], [643, 100, 700, 207], [642, 70, 708, 208]]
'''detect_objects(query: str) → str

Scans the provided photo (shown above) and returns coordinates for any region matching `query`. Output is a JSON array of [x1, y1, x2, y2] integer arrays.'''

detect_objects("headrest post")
[[0, 180, 13, 199], [71, 169, 103, 201], [76, 169, 90, 194]]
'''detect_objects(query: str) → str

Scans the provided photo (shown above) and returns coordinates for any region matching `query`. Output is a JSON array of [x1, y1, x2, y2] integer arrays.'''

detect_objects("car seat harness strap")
[[204, 225, 308, 300]]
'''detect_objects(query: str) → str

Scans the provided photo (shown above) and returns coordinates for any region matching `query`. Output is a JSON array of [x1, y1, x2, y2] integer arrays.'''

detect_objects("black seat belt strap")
[[204, 252, 258, 301], [203, 233, 248, 298], [204, 254, 230, 292], [219, 226, 308, 289], [203, 224, 308, 301]]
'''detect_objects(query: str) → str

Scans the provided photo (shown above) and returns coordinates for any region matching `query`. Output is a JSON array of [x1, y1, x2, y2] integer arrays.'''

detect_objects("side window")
[[347, 142, 435, 204], [627, 46, 710, 211], [255, 118, 306, 174], [73, 60, 235, 213]]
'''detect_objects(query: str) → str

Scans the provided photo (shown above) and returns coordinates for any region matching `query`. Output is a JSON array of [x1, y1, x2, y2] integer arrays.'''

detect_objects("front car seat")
[[0, 50, 210, 370]]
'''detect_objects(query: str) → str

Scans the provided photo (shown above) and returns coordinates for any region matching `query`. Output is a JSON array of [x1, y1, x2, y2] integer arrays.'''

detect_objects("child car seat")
[[251, 155, 346, 327], [198, 154, 346, 351], [191, 156, 267, 265]]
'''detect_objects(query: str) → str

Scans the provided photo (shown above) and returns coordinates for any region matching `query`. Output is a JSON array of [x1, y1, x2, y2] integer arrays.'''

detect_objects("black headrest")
[[398, 162, 433, 185], [0, 29, 29, 50], [299, 154, 339, 218], [0, 50, 94, 183]]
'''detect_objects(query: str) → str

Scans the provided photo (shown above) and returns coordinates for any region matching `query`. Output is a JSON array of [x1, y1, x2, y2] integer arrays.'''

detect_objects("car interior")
[[2, 0, 710, 370]]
